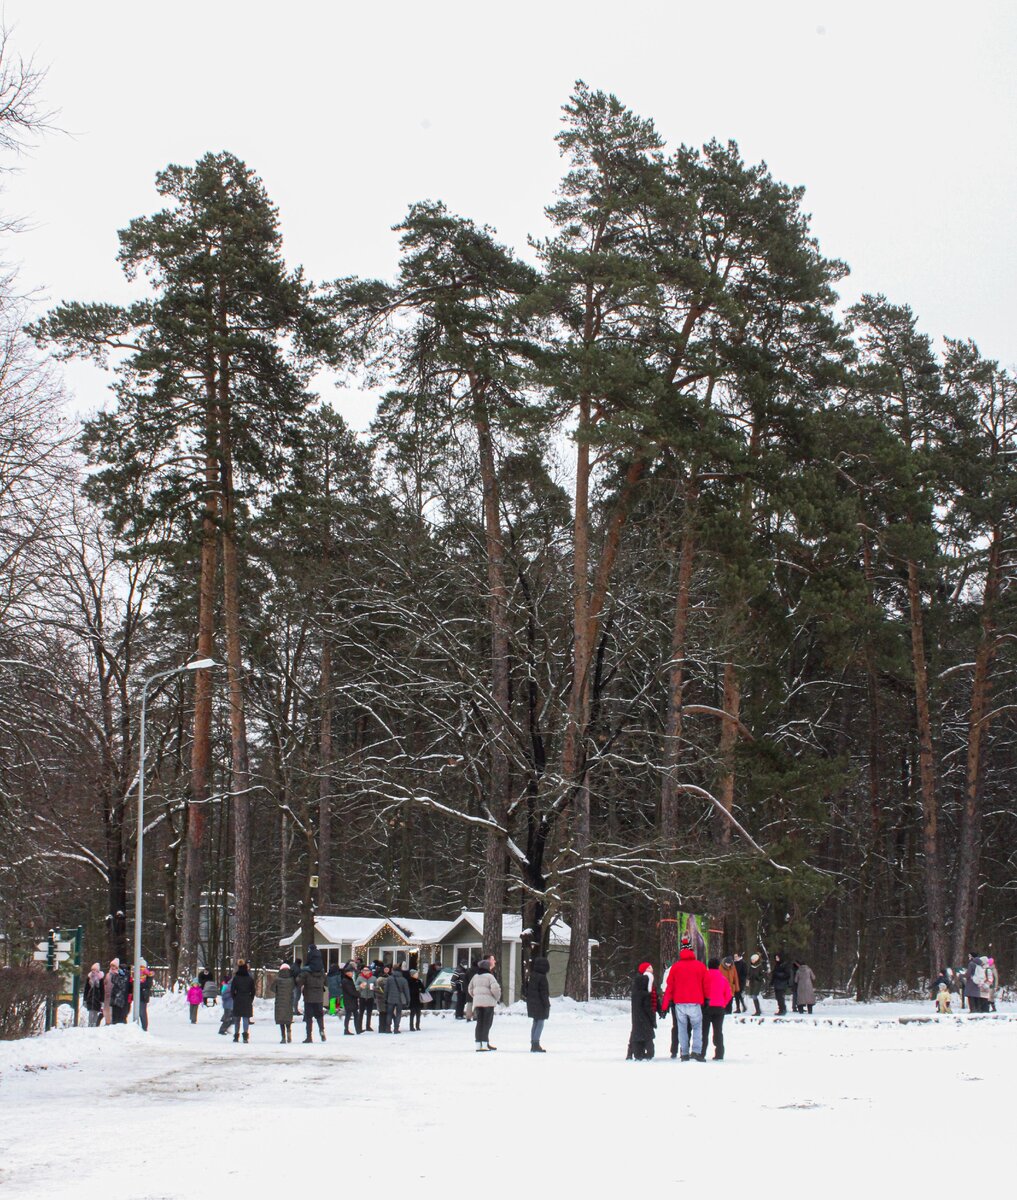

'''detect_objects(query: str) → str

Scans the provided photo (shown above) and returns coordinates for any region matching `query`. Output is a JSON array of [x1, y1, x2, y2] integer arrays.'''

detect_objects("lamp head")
[[185, 658, 217, 671]]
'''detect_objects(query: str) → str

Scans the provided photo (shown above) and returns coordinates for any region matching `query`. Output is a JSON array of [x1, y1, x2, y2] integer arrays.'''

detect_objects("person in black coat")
[[341, 966, 361, 1035], [628, 962, 656, 1061], [452, 960, 470, 1019], [406, 969, 425, 1031], [230, 960, 256, 1043], [524, 956, 551, 1052], [770, 953, 791, 1016]]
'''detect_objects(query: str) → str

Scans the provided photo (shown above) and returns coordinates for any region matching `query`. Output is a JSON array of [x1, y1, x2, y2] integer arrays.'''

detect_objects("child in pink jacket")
[[187, 981, 203, 1024], [704, 958, 733, 1060]]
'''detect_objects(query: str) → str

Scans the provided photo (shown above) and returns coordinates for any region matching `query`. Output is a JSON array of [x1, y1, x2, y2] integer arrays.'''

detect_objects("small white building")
[[279, 909, 596, 1004]]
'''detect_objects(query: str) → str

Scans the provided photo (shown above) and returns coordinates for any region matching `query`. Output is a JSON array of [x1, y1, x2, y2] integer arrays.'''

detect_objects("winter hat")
[[988, 957, 995, 966], [750, 953, 761, 965], [279, 962, 289, 971], [90, 962, 101, 973], [637, 961, 653, 974]]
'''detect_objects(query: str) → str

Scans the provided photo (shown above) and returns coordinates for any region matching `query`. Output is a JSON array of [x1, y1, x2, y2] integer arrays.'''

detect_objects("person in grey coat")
[[385, 966, 411, 1033], [273, 963, 295, 1043], [795, 961, 817, 1014]]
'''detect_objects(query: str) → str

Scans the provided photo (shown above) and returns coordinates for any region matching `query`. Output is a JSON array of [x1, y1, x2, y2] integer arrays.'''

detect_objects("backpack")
[[971, 963, 985, 988]]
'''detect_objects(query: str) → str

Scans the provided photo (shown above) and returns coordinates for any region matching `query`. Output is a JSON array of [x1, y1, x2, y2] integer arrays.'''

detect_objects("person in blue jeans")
[[660, 938, 709, 1061], [525, 956, 550, 1052]]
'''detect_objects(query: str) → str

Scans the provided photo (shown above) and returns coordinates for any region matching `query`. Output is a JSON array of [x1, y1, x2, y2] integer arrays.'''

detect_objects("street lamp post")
[[133, 657, 217, 1025]]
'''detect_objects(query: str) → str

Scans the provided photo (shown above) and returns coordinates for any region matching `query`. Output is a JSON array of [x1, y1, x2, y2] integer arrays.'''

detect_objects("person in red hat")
[[627, 961, 657, 1060], [660, 936, 709, 1060]]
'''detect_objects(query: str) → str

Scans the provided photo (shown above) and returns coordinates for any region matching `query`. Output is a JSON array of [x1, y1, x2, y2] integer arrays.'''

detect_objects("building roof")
[[279, 915, 404, 949], [279, 910, 597, 949]]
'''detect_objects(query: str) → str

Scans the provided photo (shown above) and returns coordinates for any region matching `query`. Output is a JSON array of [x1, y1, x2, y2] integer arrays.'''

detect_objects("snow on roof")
[[436, 911, 597, 947], [279, 911, 598, 948], [279, 915, 402, 949]]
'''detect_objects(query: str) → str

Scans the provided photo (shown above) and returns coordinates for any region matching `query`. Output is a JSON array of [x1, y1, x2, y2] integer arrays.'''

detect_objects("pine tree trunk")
[[716, 663, 742, 847], [472, 389, 512, 964], [181, 402, 219, 975], [951, 529, 1001, 964], [659, 485, 697, 970], [856, 538, 883, 1000], [564, 449, 645, 998], [318, 639, 333, 912], [218, 357, 252, 963], [563, 400, 592, 998], [906, 557, 946, 976]]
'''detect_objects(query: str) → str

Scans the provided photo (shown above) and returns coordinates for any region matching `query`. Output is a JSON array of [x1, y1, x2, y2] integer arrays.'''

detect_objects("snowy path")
[[0, 996, 1012, 1196]]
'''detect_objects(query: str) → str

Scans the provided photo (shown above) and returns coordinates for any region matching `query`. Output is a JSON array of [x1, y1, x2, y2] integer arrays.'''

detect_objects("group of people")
[[932, 954, 1001, 1014], [82, 958, 154, 1029], [181, 946, 549, 1053], [629, 942, 820, 1061]]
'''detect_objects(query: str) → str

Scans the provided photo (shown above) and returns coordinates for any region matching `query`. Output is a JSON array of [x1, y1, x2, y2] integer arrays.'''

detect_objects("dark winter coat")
[[964, 957, 983, 999], [341, 973, 359, 1007], [770, 959, 792, 992], [109, 969, 129, 1010], [374, 974, 389, 1009], [525, 957, 551, 1020], [747, 961, 764, 994], [407, 974, 425, 1009], [230, 967, 256, 1018], [300, 969, 326, 1006], [734, 957, 747, 989], [385, 971, 411, 1007], [83, 974, 105, 1012], [630, 970, 656, 1040], [326, 966, 342, 1000], [273, 968, 295, 1023], [304, 944, 325, 974]]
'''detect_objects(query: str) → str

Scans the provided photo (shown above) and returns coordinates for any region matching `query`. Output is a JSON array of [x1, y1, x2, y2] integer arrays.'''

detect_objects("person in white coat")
[[468, 957, 502, 1051]]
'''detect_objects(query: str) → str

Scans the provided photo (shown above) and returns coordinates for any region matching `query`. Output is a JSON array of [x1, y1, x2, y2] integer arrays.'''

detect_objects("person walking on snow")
[[326, 962, 342, 1016], [525, 956, 550, 1052], [187, 979, 203, 1023], [83, 963, 104, 1027], [986, 958, 999, 1012], [218, 972, 234, 1034], [406, 968, 425, 1031], [746, 953, 764, 1016], [770, 953, 792, 1017], [661, 936, 709, 1061], [733, 953, 747, 1013], [300, 944, 327, 1042], [341, 965, 362, 1034], [795, 961, 817, 1014], [374, 965, 391, 1033], [273, 962, 295, 1042], [230, 960, 256, 1043], [357, 966, 376, 1030], [385, 963, 411, 1033], [627, 961, 657, 1060], [468, 957, 501, 1051], [720, 956, 740, 1014], [704, 957, 733, 1060], [964, 953, 985, 1014]]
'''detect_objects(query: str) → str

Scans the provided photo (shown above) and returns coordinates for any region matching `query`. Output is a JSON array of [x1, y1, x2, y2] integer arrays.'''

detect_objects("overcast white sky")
[[4, 1, 1015, 429]]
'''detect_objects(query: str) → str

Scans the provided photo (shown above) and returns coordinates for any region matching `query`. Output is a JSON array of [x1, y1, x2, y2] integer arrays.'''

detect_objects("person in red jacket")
[[704, 957, 733, 1060], [660, 937, 709, 1061]]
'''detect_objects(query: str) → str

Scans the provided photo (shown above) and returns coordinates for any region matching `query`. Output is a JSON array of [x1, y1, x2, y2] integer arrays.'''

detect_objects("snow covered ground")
[[1, 994, 1013, 1197]]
